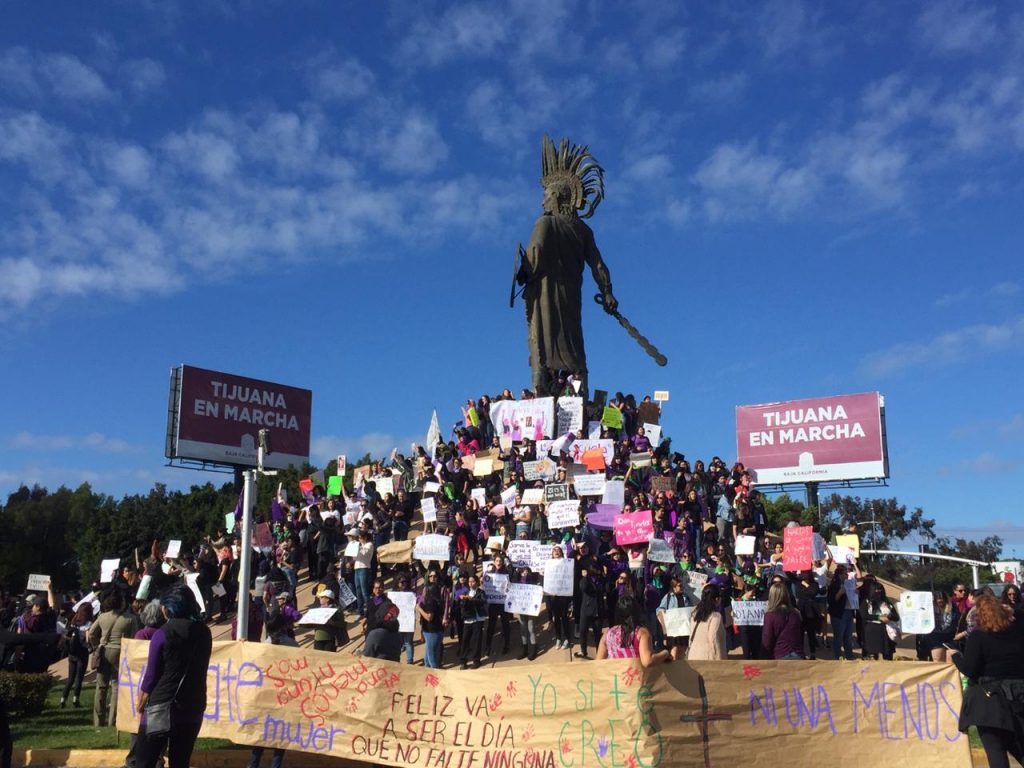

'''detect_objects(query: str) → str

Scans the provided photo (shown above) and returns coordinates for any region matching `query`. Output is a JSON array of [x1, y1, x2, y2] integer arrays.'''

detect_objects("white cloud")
[[306, 53, 375, 102], [311, 432, 423, 465], [861, 315, 1024, 377], [938, 452, 1022, 476], [756, 0, 834, 61], [935, 282, 1022, 308], [8, 431, 144, 454], [0, 47, 113, 102], [916, 0, 998, 56], [376, 112, 449, 176], [643, 30, 687, 69], [119, 58, 166, 95]]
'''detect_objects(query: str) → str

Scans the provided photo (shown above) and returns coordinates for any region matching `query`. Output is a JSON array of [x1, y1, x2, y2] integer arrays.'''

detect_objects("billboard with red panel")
[[165, 365, 312, 470], [736, 392, 887, 484]]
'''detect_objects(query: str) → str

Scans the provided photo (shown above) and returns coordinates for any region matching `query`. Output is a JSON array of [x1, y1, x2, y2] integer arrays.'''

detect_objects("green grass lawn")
[[11, 683, 235, 751]]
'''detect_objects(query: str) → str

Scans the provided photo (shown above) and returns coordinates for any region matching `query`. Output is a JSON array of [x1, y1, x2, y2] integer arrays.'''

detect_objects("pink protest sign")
[[783, 525, 814, 571], [614, 509, 654, 545]]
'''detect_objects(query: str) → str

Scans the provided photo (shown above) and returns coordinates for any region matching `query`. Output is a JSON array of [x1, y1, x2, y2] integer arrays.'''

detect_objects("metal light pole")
[[235, 429, 276, 641]]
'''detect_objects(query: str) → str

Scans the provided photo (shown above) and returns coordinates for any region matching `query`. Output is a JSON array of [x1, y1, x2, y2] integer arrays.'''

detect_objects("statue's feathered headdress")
[[540, 135, 604, 219]]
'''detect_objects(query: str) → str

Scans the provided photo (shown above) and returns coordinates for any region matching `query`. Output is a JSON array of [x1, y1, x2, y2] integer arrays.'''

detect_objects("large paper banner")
[[542, 559, 574, 596], [732, 601, 767, 626], [546, 500, 581, 529], [647, 538, 675, 564], [538, 438, 614, 467], [662, 606, 693, 636], [615, 509, 654, 545], [683, 570, 708, 602], [387, 591, 417, 634], [117, 641, 968, 768], [483, 572, 509, 605], [899, 592, 936, 635], [491, 397, 555, 441], [572, 474, 605, 496], [523, 459, 556, 481], [556, 397, 584, 435], [26, 574, 51, 591], [100, 558, 120, 583], [504, 583, 544, 616], [421, 497, 437, 524], [413, 534, 450, 561], [836, 534, 861, 557], [735, 535, 756, 556], [782, 526, 814, 571]]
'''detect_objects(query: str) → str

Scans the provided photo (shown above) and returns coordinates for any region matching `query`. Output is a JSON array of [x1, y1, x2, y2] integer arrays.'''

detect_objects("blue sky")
[[1, 1, 1022, 555]]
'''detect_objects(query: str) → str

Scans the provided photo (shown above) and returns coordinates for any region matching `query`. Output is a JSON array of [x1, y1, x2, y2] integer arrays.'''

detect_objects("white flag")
[[426, 409, 441, 454]]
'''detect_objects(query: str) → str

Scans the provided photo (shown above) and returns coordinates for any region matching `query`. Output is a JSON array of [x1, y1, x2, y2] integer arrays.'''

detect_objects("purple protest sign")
[[585, 504, 620, 530], [614, 509, 654, 545]]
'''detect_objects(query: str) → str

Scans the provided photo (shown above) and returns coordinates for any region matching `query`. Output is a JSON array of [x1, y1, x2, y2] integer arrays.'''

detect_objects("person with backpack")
[[61, 603, 94, 708]]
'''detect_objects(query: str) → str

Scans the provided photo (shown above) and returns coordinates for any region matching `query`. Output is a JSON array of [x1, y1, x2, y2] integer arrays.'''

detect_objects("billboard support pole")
[[236, 468, 254, 640], [805, 482, 819, 521]]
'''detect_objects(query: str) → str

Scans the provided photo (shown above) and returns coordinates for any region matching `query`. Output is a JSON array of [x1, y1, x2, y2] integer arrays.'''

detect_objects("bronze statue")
[[513, 135, 666, 397]]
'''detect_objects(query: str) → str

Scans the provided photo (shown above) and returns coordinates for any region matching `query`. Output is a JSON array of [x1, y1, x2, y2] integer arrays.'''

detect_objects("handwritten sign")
[[26, 574, 51, 591], [500, 485, 518, 508], [602, 479, 625, 507], [544, 483, 569, 502], [683, 570, 708, 602], [504, 583, 544, 616], [100, 558, 120, 583], [647, 538, 675, 563], [420, 497, 437, 524], [491, 397, 555, 441], [899, 591, 936, 635], [556, 396, 584, 435], [614, 509, 654, 545], [782, 526, 814, 572], [546, 499, 581, 529], [572, 474, 605, 496], [542, 559, 574, 596], [165, 540, 182, 559], [732, 600, 767, 626], [505, 540, 547, 572], [836, 534, 861, 558], [116, 639, 970, 768], [735, 535, 756, 556], [521, 488, 545, 505], [413, 534, 450, 562], [298, 607, 339, 626], [650, 475, 673, 494], [483, 572, 509, 605], [654, 390, 670, 402], [424, 481, 440, 494], [387, 591, 417, 633], [663, 606, 693, 637], [470, 487, 487, 507], [337, 581, 357, 608], [601, 405, 623, 430]]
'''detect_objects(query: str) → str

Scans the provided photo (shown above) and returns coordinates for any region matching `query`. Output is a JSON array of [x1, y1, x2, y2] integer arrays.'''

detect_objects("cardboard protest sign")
[[735, 535, 756, 556], [352, 466, 373, 486], [485, 535, 505, 551], [581, 447, 606, 471], [614, 509, 654, 545], [556, 396, 583, 434], [504, 583, 544, 616], [100, 558, 120, 583], [643, 423, 662, 447], [420, 497, 437, 524], [26, 574, 51, 591], [637, 401, 660, 425], [542, 559, 574, 596], [387, 591, 417, 633], [683, 570, 708, 602], [601, 405, 623, 429], [483, 572, 509, 605], [327, 475, 343, 497], [545, 483, 569, 502], [165, 540, 182, 559], [899, 592, 936, 635], [732, 600, 767, 626], [572, 473, 605, 496], [413, 534, 450, 561], [470, 487, 487, 507], [298, 607, 340, 626], [546, 499, 580, 529], [472, 458, 494, 477], [654, 390, 670, 402], [662, 606, 693, 636], [836, 534, 861, 557], [118, 640, 969, 768], [602, 479, 625, 506], [298, 478, 314, 495], [523, 459, 556, 481], [521, 488, 545, 505], [647, 538, 675, 563], [650, 475, 673, 494], [337, 581, 358, 608], [782, 525, 814, 571], [491, 397, 555, 441]]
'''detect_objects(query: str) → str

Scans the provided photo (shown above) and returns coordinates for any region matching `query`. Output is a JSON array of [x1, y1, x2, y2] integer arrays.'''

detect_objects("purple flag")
[[233, 491, 244, 521], [271, 497, 284, 523]]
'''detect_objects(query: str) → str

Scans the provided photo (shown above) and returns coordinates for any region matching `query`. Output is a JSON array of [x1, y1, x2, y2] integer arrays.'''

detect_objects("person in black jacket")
[[458, 574, 488, 669], [136, 588, 212, 768], [574, 559, 604, 660]]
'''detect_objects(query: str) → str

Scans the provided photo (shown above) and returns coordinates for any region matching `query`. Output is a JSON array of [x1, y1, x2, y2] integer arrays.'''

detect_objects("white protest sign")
[[602, 480, 625, 507], [184, 574, 206, 614], [573, 474, 605, 496], [211, 582, 227, 597], [500, 486, 518, 508], [165, 540, 182, 559], [683, 571, 708, 603], [521, 488, 545, 505], [642, 423, 662, 447], [486, 535, 506, 551], [471, 487, 487, 507], [424, 481, 440, 494], [26, 574, 50, 591], [343, 540, 360, 558], [523, 459, 556, 481], [136, 574, 152, 600], [556, 397, 584, 435], [663, 606, 693, 637], [828, 545, 855, 564], [899, 591, 936, 634], [421, 496, 437, 524], [414, 534, 451, 561], [654, 391, 670, 402], [733, 601, 767, 626], [483, 573, 509, 605], [647, 538, 675, 563], [298, 607, 340, 626], [491, 397, 555, 441], [387, 591, 418, 633], [546, 499, 581, 529], [74, 591, 101, 617], [504, 583, 544, 616], [473, 458, 495, 477], [812, 533, 828, 561], [506, 540, 547, 572], [100, 558, 120, 583], [542, 559, 574, 596], [735, 535, 756, 556], [588, 421, 602, 440], [337, 581, 357, 608]]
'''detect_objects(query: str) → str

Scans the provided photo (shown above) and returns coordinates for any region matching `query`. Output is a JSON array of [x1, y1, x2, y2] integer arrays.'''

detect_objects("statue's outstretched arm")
[[584, 229, 617, 314]]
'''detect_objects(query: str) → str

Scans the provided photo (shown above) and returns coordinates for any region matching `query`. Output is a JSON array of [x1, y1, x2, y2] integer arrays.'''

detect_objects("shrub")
[[0, 671, 55, 716]]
